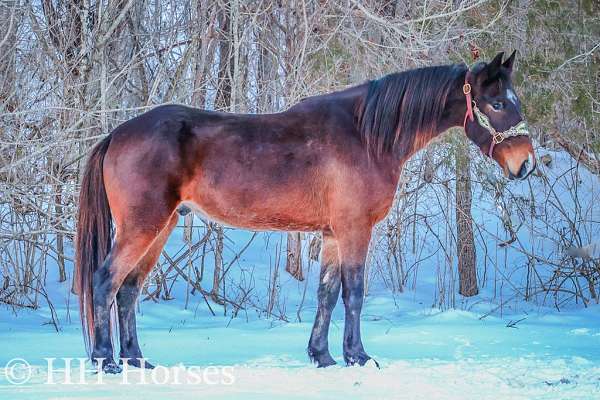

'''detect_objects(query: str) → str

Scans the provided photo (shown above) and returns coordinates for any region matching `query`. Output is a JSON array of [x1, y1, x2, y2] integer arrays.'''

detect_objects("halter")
[[463, 71, 529, 158]]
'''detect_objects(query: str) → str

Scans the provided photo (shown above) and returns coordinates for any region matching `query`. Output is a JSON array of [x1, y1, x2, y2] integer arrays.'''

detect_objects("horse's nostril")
[[517, 160, 529, 179]]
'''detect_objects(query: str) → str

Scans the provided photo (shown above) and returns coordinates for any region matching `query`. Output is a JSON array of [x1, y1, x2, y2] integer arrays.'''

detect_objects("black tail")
[[74, 135, 113, 356]]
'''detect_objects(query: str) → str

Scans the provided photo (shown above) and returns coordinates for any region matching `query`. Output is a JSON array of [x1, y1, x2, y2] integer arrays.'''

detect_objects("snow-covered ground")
[[2, 280, 600, 399], [2, 149, 600, 399]]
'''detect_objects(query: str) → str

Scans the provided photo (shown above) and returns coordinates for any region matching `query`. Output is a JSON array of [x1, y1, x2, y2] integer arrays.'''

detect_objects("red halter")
[[463, 71, 496, 158], [463, 71, 474, 128]]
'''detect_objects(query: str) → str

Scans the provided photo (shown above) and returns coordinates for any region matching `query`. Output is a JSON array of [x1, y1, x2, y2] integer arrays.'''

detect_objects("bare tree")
[[455, 136, 478, 297], [286, 232, 304, 281], [1, 0, 598, 316]]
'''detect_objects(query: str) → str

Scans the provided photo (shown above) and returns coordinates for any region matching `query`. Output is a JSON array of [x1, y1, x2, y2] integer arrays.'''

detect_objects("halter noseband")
[[463, 71, 529, 158]]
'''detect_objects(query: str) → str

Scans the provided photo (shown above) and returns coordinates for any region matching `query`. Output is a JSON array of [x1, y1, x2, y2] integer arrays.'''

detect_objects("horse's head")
[[463, 51, 535, 180]]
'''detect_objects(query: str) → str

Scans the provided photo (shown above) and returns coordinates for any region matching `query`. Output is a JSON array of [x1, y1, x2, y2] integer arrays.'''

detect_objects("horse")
[[75, 51, 536, 373]]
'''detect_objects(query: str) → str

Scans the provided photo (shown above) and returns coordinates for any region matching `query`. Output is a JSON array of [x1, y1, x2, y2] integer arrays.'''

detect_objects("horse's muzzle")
[[509, 153, 536, 180]]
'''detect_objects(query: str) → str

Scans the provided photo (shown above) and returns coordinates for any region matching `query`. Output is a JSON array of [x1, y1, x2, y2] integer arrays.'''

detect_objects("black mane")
[[357, 64, 466, 157]]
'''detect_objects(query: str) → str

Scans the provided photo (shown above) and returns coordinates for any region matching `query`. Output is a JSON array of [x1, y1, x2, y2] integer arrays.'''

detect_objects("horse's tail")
[[74, 135, 113, 357]]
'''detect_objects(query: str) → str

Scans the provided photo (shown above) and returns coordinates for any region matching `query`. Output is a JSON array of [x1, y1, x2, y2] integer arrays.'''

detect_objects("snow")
[[2, 282, 600, 399], [2, 149, 600, 398]]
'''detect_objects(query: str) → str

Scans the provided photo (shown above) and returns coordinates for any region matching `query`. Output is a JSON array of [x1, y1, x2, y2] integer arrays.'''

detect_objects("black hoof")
[[120, 357, 155, 369], [308, 348, 337, 368], [344, 352, 379, 368], [317, 355, 337, 368], [93, 358, 123, 374], [103, 361, 123, 374]]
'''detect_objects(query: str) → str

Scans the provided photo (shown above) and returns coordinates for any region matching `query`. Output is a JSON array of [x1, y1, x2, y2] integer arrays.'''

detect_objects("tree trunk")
[[0, 1, 17, 112], [285, 232, 304, 281], [210, 2, 236, 303], [211, 224, 224, 304], [455, 139, 478, 297], [215, 4, 233, 111], [0, 1, 18, 179]]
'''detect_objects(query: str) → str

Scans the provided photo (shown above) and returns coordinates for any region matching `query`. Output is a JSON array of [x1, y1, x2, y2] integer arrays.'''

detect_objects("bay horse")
[[75, 51, 536, 373]]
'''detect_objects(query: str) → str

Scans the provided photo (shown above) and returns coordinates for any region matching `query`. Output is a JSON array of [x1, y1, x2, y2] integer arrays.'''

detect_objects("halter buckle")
[[463, 83, 471, 95], [492, 131, 505, 144]]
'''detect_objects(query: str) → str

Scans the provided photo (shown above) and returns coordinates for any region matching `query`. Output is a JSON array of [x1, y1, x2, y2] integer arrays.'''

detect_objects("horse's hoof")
[[127, 358, 154, 369], [344, 351, 378, 368], [139, 359, 155, 369], [102, 361, 123, 374], [308, 348, 337, 368], [317, 355, 337, 368], [92, 357, 122, 374], [121, 358, 155, 369], [364, 358, 380, 369]]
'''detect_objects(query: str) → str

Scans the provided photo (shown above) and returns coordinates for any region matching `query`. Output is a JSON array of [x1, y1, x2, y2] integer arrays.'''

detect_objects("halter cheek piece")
[[463, 71, 530, 158]]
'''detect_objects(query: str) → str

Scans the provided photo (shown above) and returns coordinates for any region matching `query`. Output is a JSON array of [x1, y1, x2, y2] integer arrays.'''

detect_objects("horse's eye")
[[492, 102, 504, 111]]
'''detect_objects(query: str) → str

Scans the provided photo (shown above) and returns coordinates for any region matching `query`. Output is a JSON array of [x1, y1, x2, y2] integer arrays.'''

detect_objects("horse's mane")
[[356, 64, 466, 157]]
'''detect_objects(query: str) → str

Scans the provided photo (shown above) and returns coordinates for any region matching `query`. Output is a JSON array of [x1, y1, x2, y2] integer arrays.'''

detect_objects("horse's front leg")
[[308, 231, 341, 367], [337, 226, 378, 367]]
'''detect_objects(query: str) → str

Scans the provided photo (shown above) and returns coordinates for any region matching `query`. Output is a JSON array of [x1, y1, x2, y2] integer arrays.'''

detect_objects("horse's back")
[[101, 103, 344, 232]]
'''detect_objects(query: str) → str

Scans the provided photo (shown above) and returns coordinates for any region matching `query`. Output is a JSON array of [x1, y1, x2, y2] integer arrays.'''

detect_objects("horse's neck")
[[403, 74, 468, 158], [335, 71, 468, 187], [386, 73, 468, 178]]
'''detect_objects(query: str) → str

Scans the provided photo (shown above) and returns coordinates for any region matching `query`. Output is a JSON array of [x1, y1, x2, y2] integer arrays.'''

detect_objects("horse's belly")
[[181, 179, 327, 232]]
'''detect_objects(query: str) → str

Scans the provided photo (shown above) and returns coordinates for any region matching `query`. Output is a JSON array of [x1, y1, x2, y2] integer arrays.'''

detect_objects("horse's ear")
[[476, 52, 504, 84], [488, 52, 504, 75], [502, 50, 516, 73]]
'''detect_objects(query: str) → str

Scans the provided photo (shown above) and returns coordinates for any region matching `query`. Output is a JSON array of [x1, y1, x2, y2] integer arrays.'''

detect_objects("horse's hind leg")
[[91, 213, 174, 374], [308, 231, 341, 367], [117, 214, 178, 368]]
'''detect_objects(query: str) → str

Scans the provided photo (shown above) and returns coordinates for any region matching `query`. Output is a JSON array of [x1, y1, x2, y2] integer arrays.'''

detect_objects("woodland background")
[[0, 0, 599, 321]]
